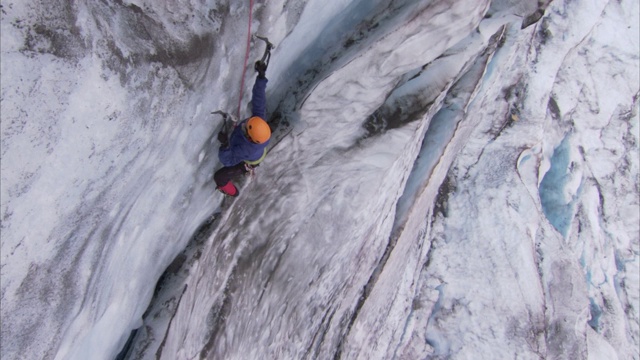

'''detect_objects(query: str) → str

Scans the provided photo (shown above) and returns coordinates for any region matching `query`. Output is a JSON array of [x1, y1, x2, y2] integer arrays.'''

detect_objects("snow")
[[1, 0, 638, 359]]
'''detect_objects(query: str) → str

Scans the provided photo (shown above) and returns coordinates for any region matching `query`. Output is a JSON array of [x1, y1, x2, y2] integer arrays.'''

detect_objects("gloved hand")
[[218, 131, 228, 147], [254, 61, 267, 78]]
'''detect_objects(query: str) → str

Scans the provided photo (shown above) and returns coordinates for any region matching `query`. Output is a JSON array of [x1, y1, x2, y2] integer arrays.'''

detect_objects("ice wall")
[[1, 0, 638, 359]]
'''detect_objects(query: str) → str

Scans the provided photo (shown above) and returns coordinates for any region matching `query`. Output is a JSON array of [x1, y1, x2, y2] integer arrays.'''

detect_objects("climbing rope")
[[236, 0, 255, 121]]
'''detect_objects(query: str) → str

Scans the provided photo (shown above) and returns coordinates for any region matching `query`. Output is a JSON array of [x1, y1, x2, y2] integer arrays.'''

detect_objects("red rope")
[[236, 0, 255, 121]]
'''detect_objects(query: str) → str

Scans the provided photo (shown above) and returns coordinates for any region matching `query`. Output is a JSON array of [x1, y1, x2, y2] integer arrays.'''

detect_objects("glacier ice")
[[1, 0, 638, 359]]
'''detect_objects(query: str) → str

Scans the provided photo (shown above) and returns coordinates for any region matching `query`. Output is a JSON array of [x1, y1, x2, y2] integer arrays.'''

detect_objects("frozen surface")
[[1, 0, 638, 359]]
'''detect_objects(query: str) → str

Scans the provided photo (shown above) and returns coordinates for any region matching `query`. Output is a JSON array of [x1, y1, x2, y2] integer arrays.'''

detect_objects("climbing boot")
[[217, 182, 239, 197]]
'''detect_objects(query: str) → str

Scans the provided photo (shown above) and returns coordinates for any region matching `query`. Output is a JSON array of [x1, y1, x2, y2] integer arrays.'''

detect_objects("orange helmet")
[[246, 116, 271, 144]]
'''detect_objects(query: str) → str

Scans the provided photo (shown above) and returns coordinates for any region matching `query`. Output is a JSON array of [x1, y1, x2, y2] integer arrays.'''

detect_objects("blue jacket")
[[219, 77, 270, 167]]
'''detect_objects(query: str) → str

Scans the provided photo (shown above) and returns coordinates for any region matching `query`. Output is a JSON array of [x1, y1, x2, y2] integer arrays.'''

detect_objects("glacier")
[[1, 0, 638, 359]]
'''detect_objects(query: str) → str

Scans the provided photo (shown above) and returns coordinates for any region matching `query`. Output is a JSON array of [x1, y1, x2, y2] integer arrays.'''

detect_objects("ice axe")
[[254, 35, 274, 68], [211, 110, 236, 144]]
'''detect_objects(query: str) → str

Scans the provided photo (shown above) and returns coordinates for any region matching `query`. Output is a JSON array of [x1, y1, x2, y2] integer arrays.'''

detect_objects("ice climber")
[[214, 61, 271, 197]]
